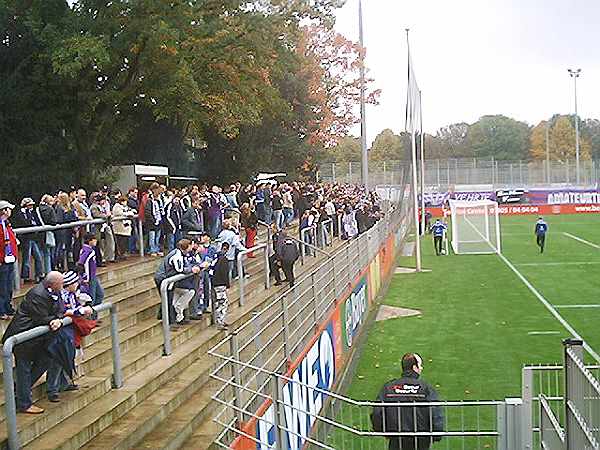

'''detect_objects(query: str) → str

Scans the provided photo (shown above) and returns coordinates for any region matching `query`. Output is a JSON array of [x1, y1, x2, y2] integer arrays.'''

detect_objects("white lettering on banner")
[[344, 281, 367, 348], [255, 327, 335, 450], [548, 192, 600, 205]]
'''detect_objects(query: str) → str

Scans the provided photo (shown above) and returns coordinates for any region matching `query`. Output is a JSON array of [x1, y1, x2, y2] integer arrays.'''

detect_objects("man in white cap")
[[0, 200, 18, 319]]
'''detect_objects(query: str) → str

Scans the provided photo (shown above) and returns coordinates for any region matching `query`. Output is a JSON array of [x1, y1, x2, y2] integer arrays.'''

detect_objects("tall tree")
[[369, 129, 407, 161], [466, 115, 530, 160], [581, 119, 600, 160]]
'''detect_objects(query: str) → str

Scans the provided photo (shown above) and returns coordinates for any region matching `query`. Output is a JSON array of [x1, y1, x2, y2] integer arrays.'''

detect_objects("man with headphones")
[[371, 353, 444, 450]]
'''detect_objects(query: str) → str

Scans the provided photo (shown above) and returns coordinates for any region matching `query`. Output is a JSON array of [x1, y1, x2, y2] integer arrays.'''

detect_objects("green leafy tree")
[[369, 129, 407, 161], [466, 115, 530, 160]]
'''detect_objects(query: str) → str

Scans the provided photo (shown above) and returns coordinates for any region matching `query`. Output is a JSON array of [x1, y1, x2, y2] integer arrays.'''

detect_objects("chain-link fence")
[[318, 158, 600, 188]]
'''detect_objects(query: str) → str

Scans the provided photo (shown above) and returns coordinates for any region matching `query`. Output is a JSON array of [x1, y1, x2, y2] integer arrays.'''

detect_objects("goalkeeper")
[[534, 217, 548, 253], [430, 219, 447, 256]]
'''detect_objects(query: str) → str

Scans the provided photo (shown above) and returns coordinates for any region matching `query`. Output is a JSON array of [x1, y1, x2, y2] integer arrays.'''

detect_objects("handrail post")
[[263, 246, 270, 290], [138, 218, 145, 257], [110, 304, 123, 388], [252, 311, 265, 389], [270, 372, 285, 450], [160, 280, 172, 356], [311, 272, 318, 331], [521, 367, 533, 449], [238, 253, 245, 306], [229, 332, 244, 425], [281, 294, 291, 362], [3, 339, 19, 450]]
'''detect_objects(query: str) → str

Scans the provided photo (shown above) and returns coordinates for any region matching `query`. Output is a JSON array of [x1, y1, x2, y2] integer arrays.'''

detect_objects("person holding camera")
[[0, 200, 18, 320]]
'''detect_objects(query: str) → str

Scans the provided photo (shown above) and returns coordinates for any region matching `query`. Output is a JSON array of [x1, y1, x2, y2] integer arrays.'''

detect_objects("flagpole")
[[359, 0, 369, 191], [406, 28, 422, 272], [419, 90, 426, 236]]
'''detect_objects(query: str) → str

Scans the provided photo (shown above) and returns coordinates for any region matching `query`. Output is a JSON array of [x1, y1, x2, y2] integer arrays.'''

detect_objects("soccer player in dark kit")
[[535, 217, 548, 253]]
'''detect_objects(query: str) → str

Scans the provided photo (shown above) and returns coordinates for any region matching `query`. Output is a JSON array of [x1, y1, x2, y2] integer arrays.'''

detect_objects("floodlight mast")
[[568, 68, 582, 185]]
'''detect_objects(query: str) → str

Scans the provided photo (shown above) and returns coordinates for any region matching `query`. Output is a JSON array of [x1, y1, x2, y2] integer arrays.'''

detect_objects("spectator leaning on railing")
[[2, 272, 65, 415], [0, 200, 18, 319]]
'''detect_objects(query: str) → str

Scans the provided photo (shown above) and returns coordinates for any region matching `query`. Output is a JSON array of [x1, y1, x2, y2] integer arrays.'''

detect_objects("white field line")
[[462, 216, 600, 361], [554, 305, 600, 309], [516, 261, 600, 267], [498, 252, 600, 362], [563, 232, 600, 249], [527, 331, 561, 335]]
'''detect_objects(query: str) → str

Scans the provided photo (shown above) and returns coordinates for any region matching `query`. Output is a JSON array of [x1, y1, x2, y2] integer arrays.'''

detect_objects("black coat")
[[11, 208, 43, 244], [38, 204, 57, 226], [211, 254, 230, 288], [181, 207, 203, 234], [371, 371, 444, 450], [2, 284, 62, 360], [165, 202, 183, 234]]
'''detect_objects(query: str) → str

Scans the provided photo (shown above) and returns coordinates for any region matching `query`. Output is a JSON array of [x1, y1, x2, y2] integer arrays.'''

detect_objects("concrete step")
[[130, 384, 219, 450], [22, 326, 224, 450], [12, 257, 158, 304], [0, 319, 216, 448], [179, 420, 222, 450], [79, 357, 217, 450]]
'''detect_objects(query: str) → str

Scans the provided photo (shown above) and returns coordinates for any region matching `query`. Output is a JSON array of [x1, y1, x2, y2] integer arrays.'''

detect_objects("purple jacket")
[[78, 244, 97, 282]]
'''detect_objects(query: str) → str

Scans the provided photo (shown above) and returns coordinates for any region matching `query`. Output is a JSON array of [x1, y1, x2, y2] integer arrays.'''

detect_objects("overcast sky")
[[335, 0, 600, 144]]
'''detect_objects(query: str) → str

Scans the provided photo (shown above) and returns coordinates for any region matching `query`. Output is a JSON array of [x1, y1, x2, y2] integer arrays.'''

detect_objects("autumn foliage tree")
[[298, 24, 380, 154], [530, 116, 591, 162]]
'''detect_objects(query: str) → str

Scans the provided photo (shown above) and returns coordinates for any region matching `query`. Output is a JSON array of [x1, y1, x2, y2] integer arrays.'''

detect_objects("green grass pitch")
[[326, 213, 600, 449]]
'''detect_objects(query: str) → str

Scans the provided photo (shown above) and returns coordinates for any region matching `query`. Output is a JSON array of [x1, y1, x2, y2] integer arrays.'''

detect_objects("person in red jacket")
[[0, 200, 18, 320]]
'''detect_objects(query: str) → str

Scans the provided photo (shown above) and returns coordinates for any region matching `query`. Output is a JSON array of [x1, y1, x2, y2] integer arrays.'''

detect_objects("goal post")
[[448, 199, 501, 255]]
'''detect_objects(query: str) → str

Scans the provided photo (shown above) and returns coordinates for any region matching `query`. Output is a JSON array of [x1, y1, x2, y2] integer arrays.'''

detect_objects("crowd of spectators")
[[0, 179, 384, 413]]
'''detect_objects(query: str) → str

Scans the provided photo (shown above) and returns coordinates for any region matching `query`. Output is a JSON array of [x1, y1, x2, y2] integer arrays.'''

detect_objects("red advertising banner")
[[427, 203, 600, 218]]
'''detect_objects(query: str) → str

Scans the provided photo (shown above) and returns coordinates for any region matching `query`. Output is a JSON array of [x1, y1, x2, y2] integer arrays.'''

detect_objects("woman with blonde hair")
[[55, 192, 77, 270]]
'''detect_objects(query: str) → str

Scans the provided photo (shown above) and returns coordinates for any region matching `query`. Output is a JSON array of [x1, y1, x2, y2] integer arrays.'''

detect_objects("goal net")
[[448, 199, 501, 254]]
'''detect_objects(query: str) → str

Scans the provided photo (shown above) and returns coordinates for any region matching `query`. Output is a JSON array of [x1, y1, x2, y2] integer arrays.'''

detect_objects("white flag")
[[405, 46, 421, 134]]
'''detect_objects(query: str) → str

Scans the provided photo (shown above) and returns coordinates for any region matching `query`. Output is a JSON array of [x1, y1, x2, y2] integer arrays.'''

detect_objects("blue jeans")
[[209, 215, 222, 238], [21, 240, 44, 280], [256, 203, 265, 222], [273, 210, 284, 231], [148, 229, 161, 254], [264, 207, 272, 225], [283, 208, 294, 227], [46, 360, 69, 396], [0, 263, 15, 315], [166, 231, 181, 252], [89, 278, 104, 306], [42, 245, 54, 274], [128, 234, 138, 254], [16, 354, 49, 411]]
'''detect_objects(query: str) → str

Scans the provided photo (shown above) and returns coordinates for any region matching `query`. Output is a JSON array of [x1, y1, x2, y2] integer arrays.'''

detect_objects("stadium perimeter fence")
[[318, 158, 600, 188], [209, 335, 599, 449]]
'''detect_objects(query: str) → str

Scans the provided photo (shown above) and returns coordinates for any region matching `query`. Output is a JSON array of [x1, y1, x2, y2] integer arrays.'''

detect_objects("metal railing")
[[522, 339, 600, 450], [2, 301, 122, 450], [208, 196, 412, 449], [211, 356, 521, 450], [12, 216, 145, 287], [237, 243, 270, 306]]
